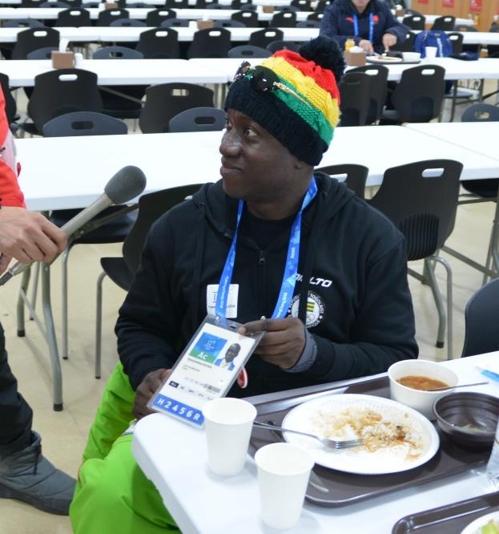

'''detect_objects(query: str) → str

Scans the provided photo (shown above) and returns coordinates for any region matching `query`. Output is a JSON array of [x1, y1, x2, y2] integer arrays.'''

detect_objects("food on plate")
[[397, 375, 449, 391], [310, 406, 425, 459], [480, 519, 499, 533]]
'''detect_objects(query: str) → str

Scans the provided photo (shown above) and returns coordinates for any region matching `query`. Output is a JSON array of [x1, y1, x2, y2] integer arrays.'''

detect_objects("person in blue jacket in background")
[[320, 0, 408, 55]]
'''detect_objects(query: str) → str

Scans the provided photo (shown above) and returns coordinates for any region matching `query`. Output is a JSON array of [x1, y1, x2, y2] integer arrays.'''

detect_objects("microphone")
[[0, 165, 147, 286]]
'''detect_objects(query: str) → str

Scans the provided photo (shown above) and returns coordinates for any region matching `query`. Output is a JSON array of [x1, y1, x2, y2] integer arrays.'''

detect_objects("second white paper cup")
[[425, 46, 438, 59], [255, 443, 314, 530], [202, 397, 256, 476]]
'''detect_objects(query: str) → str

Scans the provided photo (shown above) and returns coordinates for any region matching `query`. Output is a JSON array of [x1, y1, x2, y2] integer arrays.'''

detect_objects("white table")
[[0, 58, 226, 86], [189, 56, 499, 84], [132, 352, 499, 534], [16, 125, 499, 212], [0, 6, 315, 21], [0, 24, 319, 43]]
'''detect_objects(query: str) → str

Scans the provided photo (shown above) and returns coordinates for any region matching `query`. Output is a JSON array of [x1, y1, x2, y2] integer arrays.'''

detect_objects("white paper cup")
[[425, 46, 438, 59], [255, 443, 314, 530], [202, 398, 256, 476]]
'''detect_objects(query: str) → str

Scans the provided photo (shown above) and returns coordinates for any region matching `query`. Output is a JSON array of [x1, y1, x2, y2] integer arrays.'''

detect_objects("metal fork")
[[253, 421, 363, 450]]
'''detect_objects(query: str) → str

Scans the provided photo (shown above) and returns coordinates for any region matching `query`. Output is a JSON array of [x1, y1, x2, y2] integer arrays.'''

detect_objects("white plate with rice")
[[281, 394, 439, 475], [461, 512, 499, 534]]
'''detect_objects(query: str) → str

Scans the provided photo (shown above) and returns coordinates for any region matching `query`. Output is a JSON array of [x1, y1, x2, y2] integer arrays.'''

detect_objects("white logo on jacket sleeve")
[[290, 292, 325, 328]]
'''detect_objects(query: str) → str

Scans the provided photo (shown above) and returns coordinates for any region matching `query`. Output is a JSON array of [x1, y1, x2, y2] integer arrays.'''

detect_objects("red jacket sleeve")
[[0, 85, 25, 208]]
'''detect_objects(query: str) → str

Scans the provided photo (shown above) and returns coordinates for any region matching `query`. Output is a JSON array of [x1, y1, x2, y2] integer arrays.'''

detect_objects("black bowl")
[[433, 392, 499, 451]]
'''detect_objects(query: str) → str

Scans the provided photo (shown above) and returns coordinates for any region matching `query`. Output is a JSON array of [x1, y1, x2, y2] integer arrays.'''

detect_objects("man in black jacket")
[[70, 36, 418, 533]]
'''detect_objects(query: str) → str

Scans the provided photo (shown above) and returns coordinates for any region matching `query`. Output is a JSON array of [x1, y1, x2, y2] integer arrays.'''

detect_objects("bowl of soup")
[[388, 360, 459, 420]]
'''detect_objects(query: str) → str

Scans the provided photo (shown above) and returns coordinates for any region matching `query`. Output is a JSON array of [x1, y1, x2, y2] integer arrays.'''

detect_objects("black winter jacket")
[[117, 174, 418, 398]]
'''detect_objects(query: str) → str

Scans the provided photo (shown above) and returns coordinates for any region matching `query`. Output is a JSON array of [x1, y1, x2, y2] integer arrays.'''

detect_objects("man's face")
[[351, 0, 370, 12], [219, 109, 301, 210], [225, 346, 239, 363]]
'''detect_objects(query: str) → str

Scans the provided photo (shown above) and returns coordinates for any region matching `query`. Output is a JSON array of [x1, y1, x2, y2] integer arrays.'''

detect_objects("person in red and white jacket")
[[0, 86, 76, 515]]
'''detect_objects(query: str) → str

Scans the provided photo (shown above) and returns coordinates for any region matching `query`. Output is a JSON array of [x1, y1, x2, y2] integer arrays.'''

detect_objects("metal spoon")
[[427, 381, 489, 391], [253, 420, 363, 450]]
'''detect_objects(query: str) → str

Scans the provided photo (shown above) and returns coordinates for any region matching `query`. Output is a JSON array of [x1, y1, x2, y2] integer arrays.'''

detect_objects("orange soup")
[[397, 375, 449, 391]]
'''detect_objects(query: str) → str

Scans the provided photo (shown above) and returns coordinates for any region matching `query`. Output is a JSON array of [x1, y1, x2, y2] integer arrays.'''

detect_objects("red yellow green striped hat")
[[224, 36, 344, 166]]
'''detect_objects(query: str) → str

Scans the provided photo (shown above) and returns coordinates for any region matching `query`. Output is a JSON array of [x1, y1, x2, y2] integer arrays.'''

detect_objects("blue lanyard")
[[353, 13, 373, 43], [214, 179, 318, 323]]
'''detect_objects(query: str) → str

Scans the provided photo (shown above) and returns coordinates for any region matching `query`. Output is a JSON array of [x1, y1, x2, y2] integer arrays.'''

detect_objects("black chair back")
[[431, 16, 455, 31], [145, 8, 177, 26], [42, 111, 128, 136], [315, 165, 369, 199], [12, 27, 60, 59], [56, 8, 91, 27], [338, 71, 371, 126], [248, 27, 284, 48], [136, 27, 180, 59], [462, 279, 499, 357], [349, 64, 388, 124], [270, 11, 297, 27], [402, 14, 425, 30], [187, 28, 232, 58], [169, 106, 226, 132], [231, 10, 259, 27], [140, 82, 215, 133], [228, 44, 272, 58]]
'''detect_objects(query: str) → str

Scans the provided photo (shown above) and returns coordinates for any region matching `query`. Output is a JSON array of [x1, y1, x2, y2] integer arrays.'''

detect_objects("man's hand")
[[0, 207, 67, 272], [358, 39, 374, 55], [238, 317, 305, 370], [133, 368, 172, 420], [382, 33, 397, 50]]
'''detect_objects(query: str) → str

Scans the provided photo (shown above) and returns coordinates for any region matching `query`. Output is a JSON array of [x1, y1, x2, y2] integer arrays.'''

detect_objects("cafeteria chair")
[[266, 40, 300, 53], [391, 30, 416, 53], [92, 46, 145, 123], [11, 27, 60, 60], [402, 14, 425, 31], [95, 184, 203, 378], [160, 18, 189, 28], [380, 65, 445, 124], [445, 104, 499, 284], [315, 164, 369, 200], [248, 28, 284, 49], [230, 10, 259, 27], [42, 111, 128, 137], [139, 82, 215, 133], [3, 18, 45, 28], [20, 0, 43, 5], [26, 46, 59, 59], [187, 28, 232, 59], [307, 12, 324, 22], [165, 0, 189, 7], [20, 68, 103, 137], [97, 9, 129, 26], [348, 64, 388, 125], [228, 44, 272, 58], [431, 16, 456, 31], [369, 159, 463, 360], [145, 8, 177, 26], [338, 72, 371, 127], [213, 20, 246, 28], [135, 28, 180, 59], [40, 0, 70, 6], [461, 278, 499, 357], [291, 0, 312, 10], [110, 18, 147, 27], [231, 0, 252, 8], [55, 8, 91, 27], [270, 11, 297, 28], [315, 0, 331, 12], [168, 106, 226, 132], [0, 73, 19, 129], [39, 113, 134, 362], [297, 20, 321, 28]]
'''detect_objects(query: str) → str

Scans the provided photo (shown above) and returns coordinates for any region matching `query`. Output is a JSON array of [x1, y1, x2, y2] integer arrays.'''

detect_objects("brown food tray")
[[250, 375, 490, 508], [392, 491, 499, 533]]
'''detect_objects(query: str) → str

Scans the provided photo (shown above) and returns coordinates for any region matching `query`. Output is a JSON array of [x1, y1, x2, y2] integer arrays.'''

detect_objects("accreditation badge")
[[148, 315, 263, 428]]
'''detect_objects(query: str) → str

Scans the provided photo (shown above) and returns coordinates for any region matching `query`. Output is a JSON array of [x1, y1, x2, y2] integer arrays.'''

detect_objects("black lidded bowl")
[[433, 392, 499, 451]]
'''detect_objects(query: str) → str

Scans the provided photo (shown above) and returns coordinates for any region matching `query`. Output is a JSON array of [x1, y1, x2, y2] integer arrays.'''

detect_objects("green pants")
[[70, 364, 179, 533]]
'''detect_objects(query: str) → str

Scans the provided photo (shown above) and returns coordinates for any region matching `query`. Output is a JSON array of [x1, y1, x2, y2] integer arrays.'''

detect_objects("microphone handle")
[[0, 193, 114, 285]]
